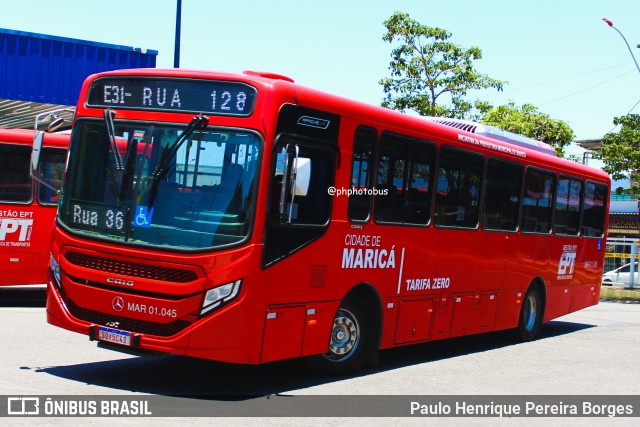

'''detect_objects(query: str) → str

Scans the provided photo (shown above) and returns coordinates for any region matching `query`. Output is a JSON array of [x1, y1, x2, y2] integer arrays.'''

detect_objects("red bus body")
[[0, 128, 69, 286], [44, 69, 610, 371]]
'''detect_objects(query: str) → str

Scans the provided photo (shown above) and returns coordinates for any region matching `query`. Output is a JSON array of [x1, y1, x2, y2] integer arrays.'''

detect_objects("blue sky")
[[2, 0, 640, 156]]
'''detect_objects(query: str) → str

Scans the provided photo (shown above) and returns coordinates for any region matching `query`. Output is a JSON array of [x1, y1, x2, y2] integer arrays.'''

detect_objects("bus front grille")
[[65, 251, 198, 283]]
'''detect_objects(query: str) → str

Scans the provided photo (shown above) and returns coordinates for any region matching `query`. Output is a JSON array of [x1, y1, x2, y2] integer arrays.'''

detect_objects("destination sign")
[[87, 78, 257, 116]]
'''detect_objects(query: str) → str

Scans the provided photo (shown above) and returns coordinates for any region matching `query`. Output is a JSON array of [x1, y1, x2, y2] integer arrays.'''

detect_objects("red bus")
[[37, 69, 609, 374], [0, 127, 68, 286]]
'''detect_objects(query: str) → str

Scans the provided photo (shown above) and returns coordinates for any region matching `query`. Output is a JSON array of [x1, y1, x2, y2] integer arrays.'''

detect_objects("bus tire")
[[518, 284, 543, 342], [307, 295, 374, 376]]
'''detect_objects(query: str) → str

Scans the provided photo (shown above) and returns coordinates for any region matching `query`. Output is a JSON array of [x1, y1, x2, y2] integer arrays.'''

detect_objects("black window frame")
[[521, 167, 556, 235], [37, 147, 67, 206], [348, 126, 377, 222], [268, 134, 336, 228], [554, 174, 583, 237], [433, 145, 484, 229], [262, 133, 337, 267], [0, 143, 33, 204], [481, 157, 523, 232], [373, 131, 436, 227], [581, 180, 608, 238]]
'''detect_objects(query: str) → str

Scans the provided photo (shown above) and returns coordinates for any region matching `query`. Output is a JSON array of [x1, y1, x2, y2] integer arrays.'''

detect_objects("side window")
[[374, 132, 435, 225], [482, 158, 523, 231], [271, 139, 334, 226], [0, 144, 32, 203], [554, 176, 582, 236], [434, 146, 484, 228], [263, 135, 336, 266], [521, 168, 555, 234], [37, 147, 67, 205], [348, 127, 376, 222], [582, 181, 608, 238]]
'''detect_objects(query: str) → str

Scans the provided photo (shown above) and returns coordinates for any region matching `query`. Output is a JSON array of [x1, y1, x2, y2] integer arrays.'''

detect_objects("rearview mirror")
[[293, 157, 311, 196], [34, 107, 74, 132], [31, 131, 44, 173]]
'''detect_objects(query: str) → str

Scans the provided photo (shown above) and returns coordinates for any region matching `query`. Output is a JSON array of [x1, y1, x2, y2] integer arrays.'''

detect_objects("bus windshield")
[[59, 119, 261, 250]]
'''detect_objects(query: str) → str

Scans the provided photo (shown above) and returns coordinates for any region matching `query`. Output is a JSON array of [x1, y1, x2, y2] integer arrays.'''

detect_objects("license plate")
[[97, 326, 131, 346]]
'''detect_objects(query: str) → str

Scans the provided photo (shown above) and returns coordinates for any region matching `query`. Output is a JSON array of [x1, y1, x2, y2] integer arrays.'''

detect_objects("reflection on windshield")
[[59, 120, 261, 250]]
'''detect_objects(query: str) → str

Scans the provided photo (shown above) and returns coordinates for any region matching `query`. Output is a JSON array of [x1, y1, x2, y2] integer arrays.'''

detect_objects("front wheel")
[[307, 296, 374, 375], [517, 285, 543, 341]]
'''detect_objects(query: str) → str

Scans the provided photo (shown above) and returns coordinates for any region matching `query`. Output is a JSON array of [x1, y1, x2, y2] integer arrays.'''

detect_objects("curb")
[[600, 286, 640, 303]]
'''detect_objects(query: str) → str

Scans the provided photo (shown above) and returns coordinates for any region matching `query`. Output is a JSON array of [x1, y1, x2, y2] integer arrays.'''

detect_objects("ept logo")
[[0, 219, 33, 242], [558, 244, 578, 279]]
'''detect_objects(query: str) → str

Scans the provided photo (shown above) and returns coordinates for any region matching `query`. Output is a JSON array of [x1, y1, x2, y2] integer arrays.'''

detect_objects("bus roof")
[[78, 68, 610, 182], [425, 117, 557, 157]]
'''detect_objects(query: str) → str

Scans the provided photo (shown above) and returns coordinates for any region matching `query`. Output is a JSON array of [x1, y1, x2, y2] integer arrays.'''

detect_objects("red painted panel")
[[394, 299, 434, 344], [451, 293, 498, 337], [261, 306, 306, 363], [432, 296, 454, 340], [569, 284, 598, 314], [301, 302, 339, 356]]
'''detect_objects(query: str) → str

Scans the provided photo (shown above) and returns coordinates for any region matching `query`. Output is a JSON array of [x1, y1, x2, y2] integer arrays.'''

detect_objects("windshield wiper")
[[147, 114, 209, 207], [119, 134, 139, 202], [104, 109, 124, 203], [104, 109, 124, 173]]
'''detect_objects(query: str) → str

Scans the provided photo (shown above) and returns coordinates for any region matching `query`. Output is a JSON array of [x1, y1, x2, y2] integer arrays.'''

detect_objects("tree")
[[379, 11, 505, 118], [480, 102, 575, 158], [596, 114, 640, 191]]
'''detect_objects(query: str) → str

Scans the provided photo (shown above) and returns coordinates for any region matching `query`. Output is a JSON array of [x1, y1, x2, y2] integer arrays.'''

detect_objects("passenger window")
[[348, 127, 376, 222], [374, 132, 435, 225], [582, 181, 608, 237], [38, 147, 67, 205], [0, 144, 32, 203], [434, 146, 484, 228], [271, 138, 334, 226], [554, 176, 582, 236], [482, 158, 522, 231], [521, 168, 555, 234], [263, 134, 336, 266]]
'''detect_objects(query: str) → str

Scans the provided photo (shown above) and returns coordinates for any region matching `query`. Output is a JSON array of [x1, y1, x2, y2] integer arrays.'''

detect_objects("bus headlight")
[[201, 280, 241, 315], [49, 252, 61, 289]]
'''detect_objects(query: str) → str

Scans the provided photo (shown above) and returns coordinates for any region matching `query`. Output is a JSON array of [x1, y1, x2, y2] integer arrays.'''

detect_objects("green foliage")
[[566, 154, 582, 164], [596, 114, 640, 190], [379, 11, 505, 118], [480, 102, 575, 157]]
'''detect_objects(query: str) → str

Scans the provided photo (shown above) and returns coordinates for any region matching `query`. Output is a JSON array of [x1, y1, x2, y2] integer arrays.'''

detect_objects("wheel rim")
[[523, 293, 537, 332], [324, 308, 360, 362]]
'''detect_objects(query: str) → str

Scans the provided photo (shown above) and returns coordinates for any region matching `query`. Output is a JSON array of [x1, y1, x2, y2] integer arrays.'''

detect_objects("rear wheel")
[[307, 296, 374, 375], [518, 285, 543, 341]]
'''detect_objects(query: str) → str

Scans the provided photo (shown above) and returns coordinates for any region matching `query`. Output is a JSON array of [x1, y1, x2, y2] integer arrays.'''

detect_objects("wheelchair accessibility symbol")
[[134, 206, 154, 228]]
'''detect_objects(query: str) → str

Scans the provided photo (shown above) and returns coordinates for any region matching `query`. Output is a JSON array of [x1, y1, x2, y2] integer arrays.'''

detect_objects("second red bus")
[[1, 128, 68, 286]]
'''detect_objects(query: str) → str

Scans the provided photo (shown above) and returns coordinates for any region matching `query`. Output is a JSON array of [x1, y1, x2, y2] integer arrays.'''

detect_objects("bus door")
[[261, 105, 340, 362]]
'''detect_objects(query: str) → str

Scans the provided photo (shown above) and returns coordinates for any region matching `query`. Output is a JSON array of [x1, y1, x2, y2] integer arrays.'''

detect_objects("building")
[[0, 28, 157, 130]]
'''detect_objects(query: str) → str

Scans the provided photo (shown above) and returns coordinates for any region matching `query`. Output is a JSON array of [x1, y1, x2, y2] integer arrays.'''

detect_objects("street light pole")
[[603, 18, 640, 76], [174, 0, 182, 68]]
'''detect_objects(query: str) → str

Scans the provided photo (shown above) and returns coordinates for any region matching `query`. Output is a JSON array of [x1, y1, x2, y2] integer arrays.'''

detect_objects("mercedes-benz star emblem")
[[112, 296, 125, 312]]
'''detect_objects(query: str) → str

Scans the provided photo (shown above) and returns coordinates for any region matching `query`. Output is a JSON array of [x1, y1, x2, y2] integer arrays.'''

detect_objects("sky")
[[2, 0, 640, 160]]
